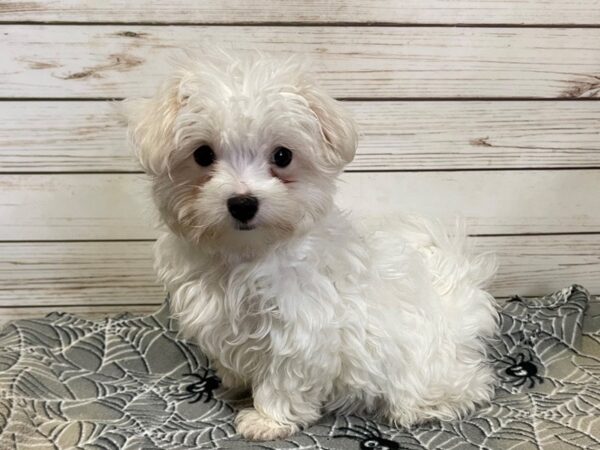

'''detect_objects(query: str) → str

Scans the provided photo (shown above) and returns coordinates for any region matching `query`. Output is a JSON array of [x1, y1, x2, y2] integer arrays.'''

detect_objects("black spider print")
[[502, 350, 544, 389], [334, 424, 400, 450], [174, 369, 221, 403]]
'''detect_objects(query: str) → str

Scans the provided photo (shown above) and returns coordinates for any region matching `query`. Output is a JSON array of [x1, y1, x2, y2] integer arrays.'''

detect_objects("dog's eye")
[[193, 145, 215, 167], [272, 147, 293, 168]]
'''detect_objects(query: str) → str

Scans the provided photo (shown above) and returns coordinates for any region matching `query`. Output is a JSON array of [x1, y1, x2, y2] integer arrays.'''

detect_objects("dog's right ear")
[[120, 77, 185, 176]]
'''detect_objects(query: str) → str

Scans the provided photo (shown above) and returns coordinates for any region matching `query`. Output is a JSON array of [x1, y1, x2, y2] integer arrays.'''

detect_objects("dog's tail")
[[391, 215, 497, 296]]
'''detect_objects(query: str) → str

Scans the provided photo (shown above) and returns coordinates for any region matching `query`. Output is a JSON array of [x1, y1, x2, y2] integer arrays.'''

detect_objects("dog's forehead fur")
[[181, 51, 309, 103], [176, 53, 320, 155]]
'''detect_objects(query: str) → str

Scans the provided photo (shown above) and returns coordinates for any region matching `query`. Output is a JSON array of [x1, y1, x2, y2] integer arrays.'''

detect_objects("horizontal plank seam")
[[338, 98, 600, 102], [348, 167, 600, 173], [0, 97, 124, 102], [0, 303, 162, 309], [470, 231, 600, 237], [0, 239, 157, 243], [0, 297, 594, 310], [4, 167, 600, 176], [2, 97, 600, 102], [2, 21, 600, 28], [1, 232, 599, 245]]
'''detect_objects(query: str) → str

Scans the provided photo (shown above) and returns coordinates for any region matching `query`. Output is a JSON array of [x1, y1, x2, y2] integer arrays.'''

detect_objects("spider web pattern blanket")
[[0, 285, 598, 449]]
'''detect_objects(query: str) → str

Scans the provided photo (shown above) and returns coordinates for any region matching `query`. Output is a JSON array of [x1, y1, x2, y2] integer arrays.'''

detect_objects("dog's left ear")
[[301, 85, 358, 171], [120, 75, 187, 176]]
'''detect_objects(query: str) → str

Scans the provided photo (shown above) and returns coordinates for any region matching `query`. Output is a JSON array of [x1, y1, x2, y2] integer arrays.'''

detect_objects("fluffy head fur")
[[123, 49, 357, 255], [124, 49, 499, 441]]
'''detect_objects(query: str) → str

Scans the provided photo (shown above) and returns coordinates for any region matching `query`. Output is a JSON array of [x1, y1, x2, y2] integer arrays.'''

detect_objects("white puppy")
[[124, 49, 499, 441]]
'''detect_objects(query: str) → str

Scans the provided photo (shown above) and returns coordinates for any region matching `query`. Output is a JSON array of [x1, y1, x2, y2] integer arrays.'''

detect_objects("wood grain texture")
[[1, 170, 600, 240], [0, 304, 159, 322], [1, 1, 600, 25], [0, 235, 598, 311], [3, 25, 600, 98], [478, 234, 600, 297], [0, 101, 130, 171], [0, 241, 160, 306], [3, 100, 600, 172]]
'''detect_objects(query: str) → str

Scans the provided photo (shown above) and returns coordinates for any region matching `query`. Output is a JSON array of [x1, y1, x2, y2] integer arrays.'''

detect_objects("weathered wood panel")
[[480, 234, 600, 297], [0, 304, 159, 322], [1, 171, 599, 240], [0, 235, 598, 310], [0, 101, 130, 171], [3, 26, 600, 98], [1, 1, 600, 25], [0, 173, 153, 240], [0, 241, 160, 306], [3, 100, 600, 172]]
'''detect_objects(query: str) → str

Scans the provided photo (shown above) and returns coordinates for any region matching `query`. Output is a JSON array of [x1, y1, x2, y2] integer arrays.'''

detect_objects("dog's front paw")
[[235, 408, 298, 441]]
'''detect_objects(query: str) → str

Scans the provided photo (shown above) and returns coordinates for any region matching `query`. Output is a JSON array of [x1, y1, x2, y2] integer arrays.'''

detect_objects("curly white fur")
[[124, 48, 499, 441]]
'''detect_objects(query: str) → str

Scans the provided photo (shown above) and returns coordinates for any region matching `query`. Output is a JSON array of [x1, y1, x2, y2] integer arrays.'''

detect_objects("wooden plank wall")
[[0, 1, 599, 320]]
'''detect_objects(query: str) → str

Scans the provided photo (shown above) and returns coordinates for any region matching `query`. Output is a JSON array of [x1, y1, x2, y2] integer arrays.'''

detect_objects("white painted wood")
[[0, 101, 131, 171], [474, 235, 600, 297], [1, 171, 599, 240], [1, 1, 599, 25], [337, 171, 600, 235], [1, 2, 598, 320], [0, 173, 154, 240], [0, 241, 160, 306], [0, 305, 159, 322], [3, 26, 600, 98], [0, 236, 598, 312], [3, 101, 600, 172]]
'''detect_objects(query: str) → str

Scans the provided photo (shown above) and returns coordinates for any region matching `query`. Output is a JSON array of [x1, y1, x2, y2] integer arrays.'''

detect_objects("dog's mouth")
[[235, 222, 256, 231]]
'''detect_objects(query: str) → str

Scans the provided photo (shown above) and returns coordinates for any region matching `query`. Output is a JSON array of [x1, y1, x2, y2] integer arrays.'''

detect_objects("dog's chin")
[[190, 220, 278, 249], [171, 214, 303, 255]]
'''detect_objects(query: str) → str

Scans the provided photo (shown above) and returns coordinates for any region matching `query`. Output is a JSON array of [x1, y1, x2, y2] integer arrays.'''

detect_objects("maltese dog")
[[123, 49, 498, 441]]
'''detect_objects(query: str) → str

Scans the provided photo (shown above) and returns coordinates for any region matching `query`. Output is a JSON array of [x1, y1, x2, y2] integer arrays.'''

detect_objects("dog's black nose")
[[227, 195, 259, 223]]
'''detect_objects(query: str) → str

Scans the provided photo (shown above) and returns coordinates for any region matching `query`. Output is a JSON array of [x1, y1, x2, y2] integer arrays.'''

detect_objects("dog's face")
[[125, 51, 357, 253]]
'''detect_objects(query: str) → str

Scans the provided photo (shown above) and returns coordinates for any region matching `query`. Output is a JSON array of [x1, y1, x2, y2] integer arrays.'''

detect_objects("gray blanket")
[[0, 285, 598, 449]]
